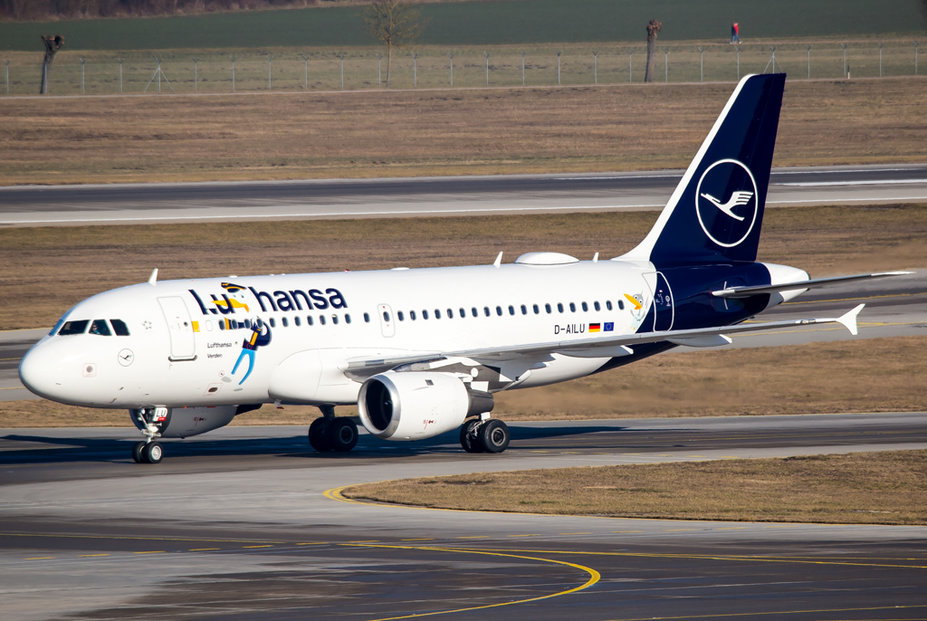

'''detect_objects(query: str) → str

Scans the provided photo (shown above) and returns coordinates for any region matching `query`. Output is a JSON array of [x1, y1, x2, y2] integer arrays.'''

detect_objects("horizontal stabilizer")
[[837, 303, 865, 337], [712, 271, 912, 298]]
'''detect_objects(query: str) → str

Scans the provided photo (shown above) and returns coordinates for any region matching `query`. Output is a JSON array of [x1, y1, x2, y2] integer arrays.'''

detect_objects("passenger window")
[[423, 310, 429, 320], [410, 310, 417, 320], [89, 319, 111, 336], [606, 301, 613, 311], [471, 308, 478, 317], [307, 316, 314, 326], [294, 316, 301, 327], [435, 309, 441, 319], [508, 305, 515, 316], [346, 314, 352, 324], [545, 303, 552, 314], [332, 315, 339, 325], [110, 319, 130, 336], [484, 307, 490, 317], [320, 315, 327, 325], [581, 302, 588, 312], [447, 309, 454, 319], [59, 320, 89, 335], [459, 308, 466, 318], [557, 303, 564, 313], [569, 302, 576, 312], [363, 312, 370, 323], [398, 311, 405, 321], [282, 317, 289, 328], [520, 305, 527, 315], [594, 301, 601, 311], [618, 299, 625, 310], [532, 304, 539, 314], [496, 306, 503, 316]]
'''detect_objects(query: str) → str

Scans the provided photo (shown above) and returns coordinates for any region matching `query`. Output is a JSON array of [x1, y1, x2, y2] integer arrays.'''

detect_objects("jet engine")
[[358, 371, 493, 441]]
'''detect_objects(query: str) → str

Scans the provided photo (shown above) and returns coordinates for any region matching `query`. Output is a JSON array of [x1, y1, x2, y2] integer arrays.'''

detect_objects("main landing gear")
[[308, 405, 359, 453], [459, 417, 510, 454]]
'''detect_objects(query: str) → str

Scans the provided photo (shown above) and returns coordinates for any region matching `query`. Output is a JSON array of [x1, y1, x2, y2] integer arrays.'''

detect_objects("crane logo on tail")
[[695, 159, 759, 248]]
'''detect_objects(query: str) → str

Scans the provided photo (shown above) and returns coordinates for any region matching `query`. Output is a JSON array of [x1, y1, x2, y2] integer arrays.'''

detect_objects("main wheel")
[[329, 417, 358, 452], [142, 442, 163, 464], [478, 419, 510, 454], [460, 418, 484, 453], [308, 417, 333, 452]]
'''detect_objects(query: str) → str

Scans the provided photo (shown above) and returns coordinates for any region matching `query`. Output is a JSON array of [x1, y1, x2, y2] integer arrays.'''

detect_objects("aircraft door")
[[377, 303, 395, 338], [158, 296, 197, 361]]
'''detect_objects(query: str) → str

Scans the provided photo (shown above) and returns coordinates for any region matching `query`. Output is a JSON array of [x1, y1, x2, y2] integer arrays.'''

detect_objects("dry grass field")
[[1, 77, 925, 185], [342, 450, 927, 525]]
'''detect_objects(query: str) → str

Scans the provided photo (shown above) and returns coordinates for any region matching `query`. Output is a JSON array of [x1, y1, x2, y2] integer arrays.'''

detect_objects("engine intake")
[[358, 371, 493, 441]]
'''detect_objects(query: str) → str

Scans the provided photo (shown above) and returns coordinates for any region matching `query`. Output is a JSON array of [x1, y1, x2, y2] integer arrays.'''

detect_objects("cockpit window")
[[58, 319, 89, 335], [89, 319, 111, 336], [110, 319, 130, 336]]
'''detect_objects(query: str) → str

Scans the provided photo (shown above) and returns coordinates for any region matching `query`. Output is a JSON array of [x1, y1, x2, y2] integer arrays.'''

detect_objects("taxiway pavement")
[[1, 414, 926, 620]]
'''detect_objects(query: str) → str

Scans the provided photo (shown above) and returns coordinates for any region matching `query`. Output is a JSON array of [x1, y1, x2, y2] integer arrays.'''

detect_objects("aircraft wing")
[[345, 304, 865, 376], [711, 272, 911, 298]]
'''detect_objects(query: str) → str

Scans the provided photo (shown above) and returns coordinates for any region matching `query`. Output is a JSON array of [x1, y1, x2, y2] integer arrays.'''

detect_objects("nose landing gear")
[[130, 407, 167, 464]]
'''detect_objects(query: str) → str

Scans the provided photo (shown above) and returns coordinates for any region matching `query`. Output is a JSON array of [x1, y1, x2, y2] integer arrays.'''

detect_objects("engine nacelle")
[[358, 371, 493, 441], [130, 404, 256, 438]]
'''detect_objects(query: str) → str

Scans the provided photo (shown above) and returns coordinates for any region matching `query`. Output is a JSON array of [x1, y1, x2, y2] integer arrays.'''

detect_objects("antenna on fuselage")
[[148, 268, 159, 285], [493, 252, 503, 268]]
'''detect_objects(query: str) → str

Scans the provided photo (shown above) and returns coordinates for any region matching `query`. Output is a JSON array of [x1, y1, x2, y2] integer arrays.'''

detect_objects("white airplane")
[[19, 73, 904, 463]]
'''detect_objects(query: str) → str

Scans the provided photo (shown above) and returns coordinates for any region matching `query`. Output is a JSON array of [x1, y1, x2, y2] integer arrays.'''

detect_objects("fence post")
[[807, 45, 811, 79], [412, 52, 417, 87], [266, 54, 272, 90], [698, 46, 703, 81], [118, 58, 123, 93], [521, 51, 526, 86], [484, 51, 489, 86], [916, 41, 920, 75], [736, 45, 741, 79], [80, 57, 85, 94], [338, 54, 345, 89], [449, 53, 453, 86], [231, 56, 236, 92], [376, 53, 382, 87], [841, 43, 847, 78], [879, 42, 883, 77], [664, 48, 668, 82], [4, 60, 8, 95], [301, 54, 310, 89], [557, 51, 561, 85], [593, 51, 598, 84], [628, 49, 633, 82], [193, 58, 199, 93]]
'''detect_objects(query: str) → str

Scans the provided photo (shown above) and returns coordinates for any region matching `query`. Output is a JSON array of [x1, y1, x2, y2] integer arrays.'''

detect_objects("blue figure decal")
[[230, 319, 271, 385]]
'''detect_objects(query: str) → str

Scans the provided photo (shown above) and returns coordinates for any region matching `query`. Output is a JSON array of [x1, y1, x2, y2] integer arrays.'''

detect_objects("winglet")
[[837, 304, 865, 336]]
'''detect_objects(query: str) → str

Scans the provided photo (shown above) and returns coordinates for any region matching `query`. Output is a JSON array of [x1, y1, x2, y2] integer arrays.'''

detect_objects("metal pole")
[[157, 58, 161, 93], [80, 58, 85, 94], [118, 58, 123, 93], [339, 55, 344, 89], [412, 52, 417, 87], [193, 58, 198, 93], [807, 45, 811, 79], [593, 51, 598, 84], [521, 51, 525, 86], [842, 43, 847, 78], [769, 46, 776, 73], [698, 47, 704, 81], [302, 54, 309, 89], [736, 46, 741, 78], [4, 60, 8, 95], [879, 42, 883, 77], [628, 50, 632, 82], [449, 53, 453, 86], [557, 51, 561, 85], [484, 51, 489, 86], [376, 53, 382, 87], [266, 54, 272, 90], [664, 48, 668, 82], [231, 56, 236, 92], [916, 42, 920, 75]]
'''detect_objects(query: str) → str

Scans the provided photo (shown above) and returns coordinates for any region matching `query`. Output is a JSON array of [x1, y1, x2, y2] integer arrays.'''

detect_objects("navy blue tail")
[[627, 73, 786, 267]]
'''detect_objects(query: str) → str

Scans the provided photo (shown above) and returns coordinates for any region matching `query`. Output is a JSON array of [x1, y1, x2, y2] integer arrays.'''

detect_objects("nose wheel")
[[132, 440, 163, 464]]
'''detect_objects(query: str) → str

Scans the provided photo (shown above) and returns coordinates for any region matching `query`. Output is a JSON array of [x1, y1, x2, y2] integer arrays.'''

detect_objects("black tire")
[[132, 441, 146, 463], [460, 418, 484, 453], [142, 442, 163, 464], [478, 419, 510, 454], [328, 417, 358, 452], [308, 417, 333, 452]]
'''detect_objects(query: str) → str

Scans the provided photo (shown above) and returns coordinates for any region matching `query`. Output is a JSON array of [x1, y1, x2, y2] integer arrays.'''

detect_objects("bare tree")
[[39, 34, 64, 95], [644, 19, 662, 83], [363, 0, 424, 87]]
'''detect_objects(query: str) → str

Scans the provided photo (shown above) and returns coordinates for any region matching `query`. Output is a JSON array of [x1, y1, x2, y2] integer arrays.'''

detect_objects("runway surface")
[[2, 414, 926, 620], [2, 164, 927, 225]]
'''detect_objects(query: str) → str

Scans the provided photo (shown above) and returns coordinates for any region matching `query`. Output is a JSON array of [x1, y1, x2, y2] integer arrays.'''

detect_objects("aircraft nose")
[[19, 339, 67, 402]]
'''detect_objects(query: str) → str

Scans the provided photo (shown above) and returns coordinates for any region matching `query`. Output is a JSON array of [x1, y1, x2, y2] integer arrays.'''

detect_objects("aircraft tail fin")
[[624, 73, 786, 267]]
